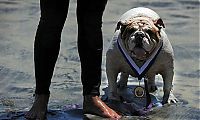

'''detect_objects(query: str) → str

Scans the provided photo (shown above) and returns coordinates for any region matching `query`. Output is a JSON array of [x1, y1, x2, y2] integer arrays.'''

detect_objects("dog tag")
[[133, 86, 145, 98]]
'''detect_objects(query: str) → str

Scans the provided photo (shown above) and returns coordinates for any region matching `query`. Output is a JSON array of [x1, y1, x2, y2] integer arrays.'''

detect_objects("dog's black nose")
[[135, 32, 145, 40], [135, 32, 145, 47]]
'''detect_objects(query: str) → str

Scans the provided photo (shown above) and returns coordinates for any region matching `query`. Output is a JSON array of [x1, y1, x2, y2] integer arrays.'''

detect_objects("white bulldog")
[[106, 7, 178, 104]]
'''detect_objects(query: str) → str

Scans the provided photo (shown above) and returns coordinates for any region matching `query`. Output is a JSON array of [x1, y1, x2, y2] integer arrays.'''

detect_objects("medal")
[[133, 79, 145, 98], [134, 86, 145, 98]]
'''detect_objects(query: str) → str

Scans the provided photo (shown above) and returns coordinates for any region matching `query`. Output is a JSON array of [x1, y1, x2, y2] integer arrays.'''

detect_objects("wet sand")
[[0, 0, 199, 119]]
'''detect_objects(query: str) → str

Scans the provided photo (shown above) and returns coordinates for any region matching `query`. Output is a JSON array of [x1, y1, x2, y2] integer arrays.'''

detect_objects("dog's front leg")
[[161, 69, 178, 104], [106, 49, 122, 101], [106, 67, 120, 101], [117, 72, 129, 88]]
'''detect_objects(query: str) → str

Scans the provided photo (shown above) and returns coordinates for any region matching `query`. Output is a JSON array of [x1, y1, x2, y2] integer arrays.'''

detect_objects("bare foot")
[[25, 94, 49, 120], [83, 95, 121, 119]]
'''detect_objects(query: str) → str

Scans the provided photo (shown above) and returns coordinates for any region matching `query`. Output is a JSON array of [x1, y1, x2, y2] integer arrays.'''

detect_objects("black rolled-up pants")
[[34, 0, 107, 96]]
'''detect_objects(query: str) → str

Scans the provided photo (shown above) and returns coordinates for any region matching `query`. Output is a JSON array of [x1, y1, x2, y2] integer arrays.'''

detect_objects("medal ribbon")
[[116, 30, 163, 80], [115, 30, 162, 109]]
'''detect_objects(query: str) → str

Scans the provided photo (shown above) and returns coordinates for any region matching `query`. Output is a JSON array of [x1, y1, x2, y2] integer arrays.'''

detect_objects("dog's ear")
[[115, 21, 130, 39], [115, 21, 122, 31], [155, 18, 165, 30], [115, 21, 126, 32]]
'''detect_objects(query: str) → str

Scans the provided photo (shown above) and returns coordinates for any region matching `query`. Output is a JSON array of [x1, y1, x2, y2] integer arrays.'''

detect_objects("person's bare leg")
[[83, 95, 121, 119], [25, 94, 49, 120]]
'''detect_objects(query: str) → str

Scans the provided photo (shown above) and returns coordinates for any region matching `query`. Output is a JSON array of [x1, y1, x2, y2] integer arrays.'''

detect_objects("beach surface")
[[0, 0, 199, 119]]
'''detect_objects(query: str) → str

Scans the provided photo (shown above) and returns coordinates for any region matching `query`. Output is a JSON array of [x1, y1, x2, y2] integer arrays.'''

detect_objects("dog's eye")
[[146, 29, 158, 40], [146, 29, 154, 35], [128, 28, 137, 33]]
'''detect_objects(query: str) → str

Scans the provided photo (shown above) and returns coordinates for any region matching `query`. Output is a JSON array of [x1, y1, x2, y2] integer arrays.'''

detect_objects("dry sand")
[[0, 0, 199, 119]]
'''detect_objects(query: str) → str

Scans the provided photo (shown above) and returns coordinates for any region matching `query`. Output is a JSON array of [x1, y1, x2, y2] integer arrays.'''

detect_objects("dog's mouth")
[[127, 30, 158, 61], [128, 32, 149, 60], [131, 47, 147, 60], [122, 18, 161, 61]]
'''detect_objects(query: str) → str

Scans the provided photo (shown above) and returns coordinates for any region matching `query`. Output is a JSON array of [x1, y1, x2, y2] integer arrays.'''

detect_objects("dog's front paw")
[[162, 93, 178, 104], [168, 93, 178, 104]]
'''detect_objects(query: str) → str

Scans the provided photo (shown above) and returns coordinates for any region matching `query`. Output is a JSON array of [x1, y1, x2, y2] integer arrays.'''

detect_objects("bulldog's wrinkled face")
[[120, 17, 161, 60]]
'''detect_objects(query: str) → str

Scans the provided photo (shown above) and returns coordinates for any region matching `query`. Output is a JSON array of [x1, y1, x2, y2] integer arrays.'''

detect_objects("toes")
[[171, 99, 176, 103], [106, 110, 121, 119], [171, 98, 179, 104], [170, 99, 176, 103], [169, 94, 178, 104], [167, 98, 178, 104], [84, 96, 121, 119], [162, 99, 175, 105], [113, 114, 121, 119]]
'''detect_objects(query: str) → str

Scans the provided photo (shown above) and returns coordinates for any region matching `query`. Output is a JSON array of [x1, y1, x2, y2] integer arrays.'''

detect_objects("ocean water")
[[0, 0, 199, 119]]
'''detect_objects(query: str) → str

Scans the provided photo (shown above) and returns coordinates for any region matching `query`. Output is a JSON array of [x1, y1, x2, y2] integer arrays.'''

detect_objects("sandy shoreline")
[[0, 0, 199, 119]]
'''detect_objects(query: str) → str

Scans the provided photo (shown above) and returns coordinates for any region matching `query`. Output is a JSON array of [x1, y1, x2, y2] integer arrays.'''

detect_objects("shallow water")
[[0, 0, 199, 119]]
